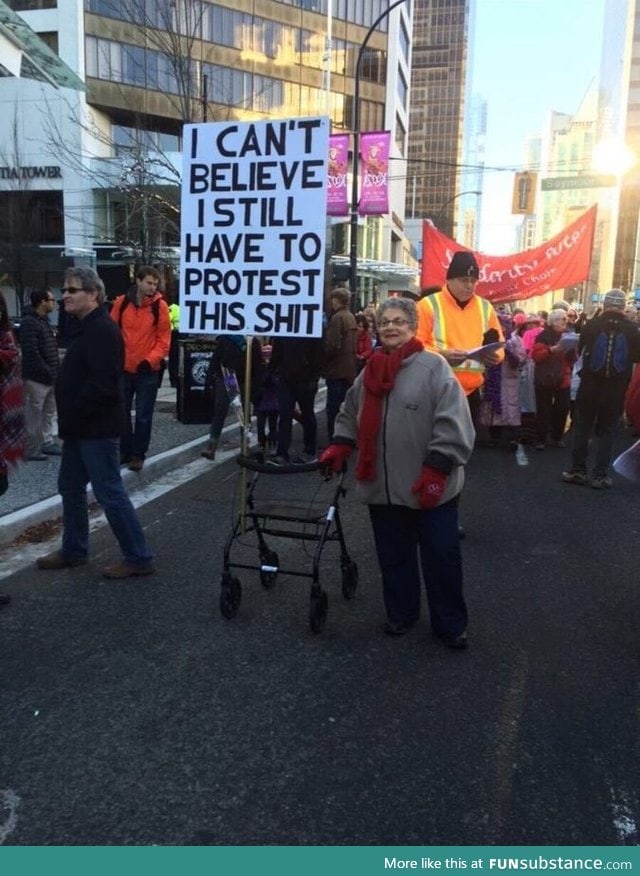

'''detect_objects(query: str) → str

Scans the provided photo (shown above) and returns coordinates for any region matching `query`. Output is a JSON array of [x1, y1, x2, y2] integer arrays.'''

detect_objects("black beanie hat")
[[446, 251, 479, 280]]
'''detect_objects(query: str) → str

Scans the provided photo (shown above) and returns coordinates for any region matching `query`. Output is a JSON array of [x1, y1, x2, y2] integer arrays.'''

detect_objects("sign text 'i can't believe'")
[[179, 116, 329, 338]]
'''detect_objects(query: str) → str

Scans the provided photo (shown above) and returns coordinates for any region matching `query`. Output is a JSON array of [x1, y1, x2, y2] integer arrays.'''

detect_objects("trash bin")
[[177, 336, 216, 424]]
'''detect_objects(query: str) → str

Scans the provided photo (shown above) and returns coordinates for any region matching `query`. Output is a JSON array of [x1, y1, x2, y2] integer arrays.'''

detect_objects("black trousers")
[[535, 386, 570, 444]]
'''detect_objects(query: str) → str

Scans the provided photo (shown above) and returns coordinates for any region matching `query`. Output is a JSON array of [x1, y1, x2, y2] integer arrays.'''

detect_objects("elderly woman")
[[531, 307, 578, 449], [320, 298, 475, 649]]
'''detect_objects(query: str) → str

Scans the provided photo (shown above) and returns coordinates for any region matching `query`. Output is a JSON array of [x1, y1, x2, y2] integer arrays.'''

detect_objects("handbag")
[[534, 353, 564, 389]]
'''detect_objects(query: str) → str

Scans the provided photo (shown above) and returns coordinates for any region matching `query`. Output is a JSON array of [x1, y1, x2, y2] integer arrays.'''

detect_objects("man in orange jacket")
[[110, 265, 171, 472], [416, 250, 504, 425]]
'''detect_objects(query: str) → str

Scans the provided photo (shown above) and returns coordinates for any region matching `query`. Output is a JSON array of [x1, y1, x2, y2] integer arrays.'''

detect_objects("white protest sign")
[[179, 116, 329, 338]]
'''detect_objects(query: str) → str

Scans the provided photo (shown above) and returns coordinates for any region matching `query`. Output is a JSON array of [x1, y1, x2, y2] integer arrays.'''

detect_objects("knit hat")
[[513, 313, 527, 327], [603, 288, 626, 310], [446, 251, 479, 281]]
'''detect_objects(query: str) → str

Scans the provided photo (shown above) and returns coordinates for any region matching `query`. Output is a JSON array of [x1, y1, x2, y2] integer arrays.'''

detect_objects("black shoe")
[[436, 631, 468, 650], [266, 454, 288, 467], [458, 525, 466, 540], [384, 619, 416, 636], [0, 594, 10, 607]]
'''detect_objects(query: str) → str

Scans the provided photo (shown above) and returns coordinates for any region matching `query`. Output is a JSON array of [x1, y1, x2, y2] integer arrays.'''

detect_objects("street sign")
[[541, 174, 617, 191]]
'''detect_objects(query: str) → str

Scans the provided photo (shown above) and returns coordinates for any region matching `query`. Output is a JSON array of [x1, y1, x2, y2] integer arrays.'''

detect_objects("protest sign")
[[180, 116, 329, 337]]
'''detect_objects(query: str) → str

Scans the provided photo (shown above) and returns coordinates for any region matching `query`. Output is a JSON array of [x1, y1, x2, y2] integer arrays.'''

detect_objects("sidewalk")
[[0, 382, 329, 548], [0, 384, 211, 546]]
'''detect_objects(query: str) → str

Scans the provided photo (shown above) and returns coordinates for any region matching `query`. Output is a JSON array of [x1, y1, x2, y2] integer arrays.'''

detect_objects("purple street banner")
[[327, 133, 350, 216], [359, 130, 390, 216]]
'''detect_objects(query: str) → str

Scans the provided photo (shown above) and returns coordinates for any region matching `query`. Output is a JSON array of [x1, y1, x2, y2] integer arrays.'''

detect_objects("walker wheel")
[[260, 570, 278, 589], [309, 589, 328, 634], [220, 574, 242, 619], [259, 550, 279, 589], [341, 559, 359, 600]]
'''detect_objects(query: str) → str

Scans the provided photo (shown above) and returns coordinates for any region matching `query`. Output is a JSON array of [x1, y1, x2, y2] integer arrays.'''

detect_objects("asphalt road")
[[1, 436, 639, 845]]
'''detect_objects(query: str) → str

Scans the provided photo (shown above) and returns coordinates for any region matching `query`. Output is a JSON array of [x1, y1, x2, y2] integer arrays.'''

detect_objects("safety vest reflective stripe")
[[425, 295, 446, 350], [452, 360, 485, 373], [427, 293, 494, 373]]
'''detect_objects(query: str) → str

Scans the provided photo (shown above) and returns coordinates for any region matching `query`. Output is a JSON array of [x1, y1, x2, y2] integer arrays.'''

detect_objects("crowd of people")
[[2, 254, 640, 643]]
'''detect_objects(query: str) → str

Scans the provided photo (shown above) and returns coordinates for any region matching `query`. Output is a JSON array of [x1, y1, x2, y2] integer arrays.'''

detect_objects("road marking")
[[609, 786, 638, 843], [0, 789, 20, 844]]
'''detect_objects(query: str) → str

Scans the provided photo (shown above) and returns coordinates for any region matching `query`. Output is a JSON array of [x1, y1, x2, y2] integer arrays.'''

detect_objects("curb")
[[1, 386, 328, 547], [0, 433, 210, 547]]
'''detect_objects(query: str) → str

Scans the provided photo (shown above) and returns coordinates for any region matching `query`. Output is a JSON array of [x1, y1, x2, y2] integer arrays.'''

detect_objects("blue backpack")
[[587, 328, 629, 378]]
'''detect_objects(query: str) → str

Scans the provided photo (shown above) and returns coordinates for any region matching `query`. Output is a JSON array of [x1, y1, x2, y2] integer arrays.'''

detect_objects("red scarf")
[[356, 337, 423, 481]]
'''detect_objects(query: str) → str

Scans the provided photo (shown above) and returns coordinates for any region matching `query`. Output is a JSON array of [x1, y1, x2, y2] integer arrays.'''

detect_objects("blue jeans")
[[122, 371, 159, 460], [325, 377, 351, 442], [58, 438, 154, 566], [368, 500, 466, 636]]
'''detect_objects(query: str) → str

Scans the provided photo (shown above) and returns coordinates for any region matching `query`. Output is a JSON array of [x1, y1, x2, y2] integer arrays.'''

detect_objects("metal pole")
[[202, 73, 208, 122], [432, 190, 482, 233], [239, 336, 253, 534], [349, 0, 407, 300], [323, 0, 333, 114]]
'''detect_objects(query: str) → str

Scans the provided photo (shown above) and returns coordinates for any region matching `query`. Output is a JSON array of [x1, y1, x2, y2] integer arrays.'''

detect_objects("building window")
[[0, 191, 64, 244], [38, 31, 59, 55], [395, 114, 406, 155], [397, 69, 408, 109], [6, 0, 57, 9], [399, 18, 410, 62]]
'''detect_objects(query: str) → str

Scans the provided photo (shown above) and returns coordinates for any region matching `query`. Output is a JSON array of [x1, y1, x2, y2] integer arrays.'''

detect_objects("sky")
[[471, 0, 607, 253]]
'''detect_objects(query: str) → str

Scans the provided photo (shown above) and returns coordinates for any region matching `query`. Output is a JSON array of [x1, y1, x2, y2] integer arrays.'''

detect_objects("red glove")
[[411, 466, 447, 509], [319, 444, 353, 475]]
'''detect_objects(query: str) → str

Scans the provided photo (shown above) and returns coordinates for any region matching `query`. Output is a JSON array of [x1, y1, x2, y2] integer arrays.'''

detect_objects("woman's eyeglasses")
[[379, 318, 410, 328]]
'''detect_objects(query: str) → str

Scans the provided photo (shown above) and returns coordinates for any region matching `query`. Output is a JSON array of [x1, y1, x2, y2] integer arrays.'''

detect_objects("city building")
[[598, 0, 640, 295], [513, 83, 622, 313], [456, 91, 485, 249], [0, 0, 416, 314], [405, 0, 475, 241]]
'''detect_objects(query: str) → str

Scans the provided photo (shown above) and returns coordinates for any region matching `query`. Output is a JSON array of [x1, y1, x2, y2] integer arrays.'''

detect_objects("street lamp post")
[[431, 190, 482, 233], [349, 0, 407, 302], [581, 278, 600, 311]]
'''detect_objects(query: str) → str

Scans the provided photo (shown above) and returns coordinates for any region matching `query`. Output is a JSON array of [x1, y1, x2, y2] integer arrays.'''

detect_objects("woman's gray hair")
[[377, 297, 418, 331], [547, 308, 568, 326], [64, 267, 106, 304]]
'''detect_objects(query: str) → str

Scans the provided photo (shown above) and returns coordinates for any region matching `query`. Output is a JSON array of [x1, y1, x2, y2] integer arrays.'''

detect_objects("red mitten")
[[411, 466, 447, 509], [319, 444, 353, 475]]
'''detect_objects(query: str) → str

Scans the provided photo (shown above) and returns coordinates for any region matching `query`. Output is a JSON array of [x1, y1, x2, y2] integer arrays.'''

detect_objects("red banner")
[[421, 205, 597, 302], [359, 130, 390, 216], [327, 134, 350, 217]]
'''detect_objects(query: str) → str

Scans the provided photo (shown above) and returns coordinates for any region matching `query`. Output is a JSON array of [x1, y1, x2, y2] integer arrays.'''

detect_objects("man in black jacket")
[[20, 288, 60, 460], [36, 267, 155, 579], [563, 288, 640, 489]]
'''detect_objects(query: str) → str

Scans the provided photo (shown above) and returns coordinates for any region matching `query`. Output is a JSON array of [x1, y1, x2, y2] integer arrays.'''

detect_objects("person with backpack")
[[109, 266, 171, 472], [562, 288, 640, 489]]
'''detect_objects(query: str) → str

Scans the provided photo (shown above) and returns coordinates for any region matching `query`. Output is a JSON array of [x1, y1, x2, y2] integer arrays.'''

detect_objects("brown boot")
[[200, 441, 217, 461], [36, 551, 87, 570], [103, 562, 155, 579], [128, 457, 144, 472]]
